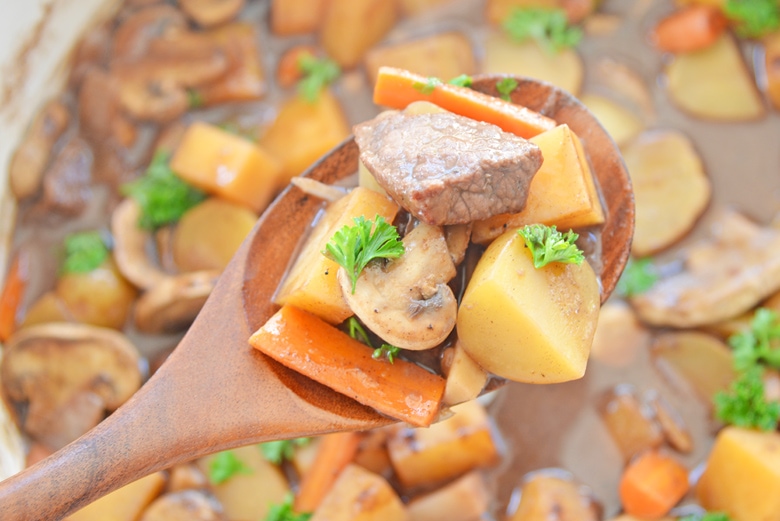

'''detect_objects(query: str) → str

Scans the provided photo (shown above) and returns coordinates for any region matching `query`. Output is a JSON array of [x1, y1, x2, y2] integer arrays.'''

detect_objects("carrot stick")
[[249, 305, 446, 427], [0, 251, 30, 342], [373, 67, 556, 139], [650, 5, 727, 53], [294, 431, 362, 513], [619, 450, 690, 518]]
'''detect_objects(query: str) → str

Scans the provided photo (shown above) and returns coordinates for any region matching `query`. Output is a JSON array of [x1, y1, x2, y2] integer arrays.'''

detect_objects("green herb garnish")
[[266, 493, 312, 521], [496, 77, 518, 101], [616, 257, 658, 298], [680, 512, 734, 521], [730, 307, 780, 372], [715, 366, 780, 431], [121, 150, 206, 230], [186, 88, 204, 109], [502, 8, 583, 53], [412, 76, 443, 94], [297, 53, 341, 103], [517, 224, 585, 268], [259, 438, 311, 465], [448, 74, 473, 88], [61, 231, 109, 274], [725, 0, 780, 38], [346, 317, 402, 364], [323, 215, 405, 293], [208, 451, 252, 485]]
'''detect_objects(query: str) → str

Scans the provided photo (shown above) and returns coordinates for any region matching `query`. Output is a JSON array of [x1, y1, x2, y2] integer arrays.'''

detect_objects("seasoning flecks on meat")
[[354, 111, 542, 226]]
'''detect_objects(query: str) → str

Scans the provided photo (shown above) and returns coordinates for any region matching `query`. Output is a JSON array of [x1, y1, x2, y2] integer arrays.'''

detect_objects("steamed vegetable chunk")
[[457, 228, 599, 383], [696, 426, 780, 521], [274, 187, 399, 324]]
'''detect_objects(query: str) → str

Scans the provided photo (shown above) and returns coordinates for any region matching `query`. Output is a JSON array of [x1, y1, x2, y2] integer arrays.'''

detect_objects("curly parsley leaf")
[[373, 344, 401, 363], [496, 77, 519, 101], [517, 224, 585, 268], [725, 0, 780, 38], [186, 88, 204, 109], [298, 53, 341, 103], [323, 215, 405, 293], [413, 76, 443, 94], [616, 257, 658, 298], [208, 451, 252, 485], [121, 150, 206, 230], [502, 7, 583, 53], [61, 231, 109, 274], [680, 512, 734, 521], [266, 493, 312, 521], [715, 366, 780, 431], [448, 74, 473, 88], [259, 438, 311, 465], [730, 308, 780, 372]]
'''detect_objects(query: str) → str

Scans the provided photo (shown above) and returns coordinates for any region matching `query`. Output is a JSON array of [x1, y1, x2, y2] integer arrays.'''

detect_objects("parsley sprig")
[[266, 493, 312, 521], [616, 257, 658, 298], [502, 8, 583, 53], [298, 53, 341, 103], [517, 224, 585, 268], [259, 438, 311, 465], [714, 307, 780, 430], [323, 215, 405, 293], [208, 450, 252, 485], [680, 512, 734, 521], [724, 0, 780, 38], [496, 77, 519, 101], [412, 76, 443, 95], [448, 74, 473, 88], [121, 150, 206, 230], [61, 231, 109, 274], [346, 317, 402, 363]]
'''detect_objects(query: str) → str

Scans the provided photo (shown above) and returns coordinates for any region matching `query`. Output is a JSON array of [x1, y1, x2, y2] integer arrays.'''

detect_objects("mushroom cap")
[[339, 222, 457, 351], [133, 270, 220, 334], [112, 198, 169, 290], [0, 323, 142, 433]]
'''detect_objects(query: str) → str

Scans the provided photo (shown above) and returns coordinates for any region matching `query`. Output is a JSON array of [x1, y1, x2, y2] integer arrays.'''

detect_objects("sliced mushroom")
[[632, 210, 780, 327], [112, 4, 187, 61], [133, 270, 220, 334], [444, 223, 471, 267], [112, 198, 169, 290], [9, 99, 70, 200], [338, 222, 457, 350], [0, 351, 24, 481], [0, 322, 142, 446], [27, 389, 105, 451], [140, 490, 226, 521], [112, 52, 228, 122], [179, 0, 245, 28]]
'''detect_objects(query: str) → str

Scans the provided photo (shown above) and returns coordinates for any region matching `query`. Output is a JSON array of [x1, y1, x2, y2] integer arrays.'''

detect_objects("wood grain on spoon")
[[0, 76, 634, 521]]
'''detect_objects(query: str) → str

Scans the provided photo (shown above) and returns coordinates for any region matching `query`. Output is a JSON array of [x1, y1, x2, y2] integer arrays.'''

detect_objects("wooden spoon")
[[0, 76, 634, 520]]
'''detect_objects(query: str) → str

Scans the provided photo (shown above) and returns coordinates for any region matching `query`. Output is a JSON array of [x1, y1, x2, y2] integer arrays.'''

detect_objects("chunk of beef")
[[354, 111, 542, 225]]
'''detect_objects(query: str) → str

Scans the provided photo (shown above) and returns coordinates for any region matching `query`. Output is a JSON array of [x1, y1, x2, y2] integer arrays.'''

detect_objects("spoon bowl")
[[0, 75, 634, 520]]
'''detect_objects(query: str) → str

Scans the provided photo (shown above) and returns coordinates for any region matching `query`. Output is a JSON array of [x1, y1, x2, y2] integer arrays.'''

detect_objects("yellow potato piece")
[[312, 464, 406, 521], [170, 122, 283, 214], [697, 427, 780, 521], [260, 89, 350, 189], [443, 341, 489, 406], [364, 31, 476, 87], [65, 472, 165, 521], [580, 93, 644, 147], [320, 0, 397, 69], [483, 30, 583, 95], [197, 445, 290, 521], [622, 129, 711, 256], [457, 230, 600, 383], [666, 33, 765, 121], [274, 187, 399, 324], [472, 124, 604, 244]]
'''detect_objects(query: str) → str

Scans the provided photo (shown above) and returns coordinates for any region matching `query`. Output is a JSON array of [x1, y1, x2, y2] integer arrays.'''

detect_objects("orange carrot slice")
[[249, 305, 446, 427], [0, 251, 30, 342], [651, 5, 727, 54], [294, 432, 362, 513], [373, 67, 556, 139], [619, 449, 690, 518]]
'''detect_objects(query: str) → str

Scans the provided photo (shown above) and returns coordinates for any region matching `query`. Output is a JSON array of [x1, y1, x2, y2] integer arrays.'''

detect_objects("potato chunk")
[[66, 472, 166, 521], [696, 427, 780, 521], [274, 187, 398, 324], [311, 464, 407, 521], [457, 230, 599, 383], [320, 0, 398, 69]]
